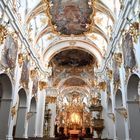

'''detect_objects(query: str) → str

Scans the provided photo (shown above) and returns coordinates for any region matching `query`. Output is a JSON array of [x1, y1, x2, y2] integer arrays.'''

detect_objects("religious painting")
[[0, 35, 18, 78], [49, 0, 93, 35], [1, 35, 18, 69], [106, 79, 111, 95], [113, 58, 119, 84], [32, 77, 38, 96], [122, 33, 136, 69], [20, 57, 29, 88]]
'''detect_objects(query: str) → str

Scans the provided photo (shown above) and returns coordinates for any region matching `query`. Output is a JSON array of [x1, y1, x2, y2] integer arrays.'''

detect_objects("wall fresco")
[[20, 57, 29, 88], [2, 35, 18, 69], [122, 33, 136, 69]]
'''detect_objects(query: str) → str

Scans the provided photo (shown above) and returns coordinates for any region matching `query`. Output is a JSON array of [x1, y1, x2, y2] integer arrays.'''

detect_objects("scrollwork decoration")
[[0, 25, 8, 44]]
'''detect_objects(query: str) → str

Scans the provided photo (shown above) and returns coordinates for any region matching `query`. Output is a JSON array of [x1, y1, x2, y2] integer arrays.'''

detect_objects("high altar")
[[56, 92, 92, 136]]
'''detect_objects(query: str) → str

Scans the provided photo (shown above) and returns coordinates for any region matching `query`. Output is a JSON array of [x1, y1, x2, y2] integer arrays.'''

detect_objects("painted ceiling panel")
[[64, 78, 86, 87], [50, 49, 95, 67], [49, 0, 93, 35]]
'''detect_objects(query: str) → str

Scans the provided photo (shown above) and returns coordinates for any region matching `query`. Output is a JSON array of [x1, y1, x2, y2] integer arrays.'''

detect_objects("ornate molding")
[[114, 80, 120, 94], [108, 113, 115, 122], [0, 25, 8, 44], [30, 69, 38, 80], [11, 103, 17, 119], [46, 96, 57, 104], [106, 68, 113, 79], [39, 81, 48, 90], [125, 67, 131, 84], [18, 53, 24, 66], [69, 40, 76, 46], [129, 22, 139, 43], [114, 53, 122, 67], [98, 81, 107, 91], [115, 107, 128, 120], [26, 112, 33, 120]]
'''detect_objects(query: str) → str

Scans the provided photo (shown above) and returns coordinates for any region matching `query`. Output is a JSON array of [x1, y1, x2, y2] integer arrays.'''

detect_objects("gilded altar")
[[56, 91, 92, 135]]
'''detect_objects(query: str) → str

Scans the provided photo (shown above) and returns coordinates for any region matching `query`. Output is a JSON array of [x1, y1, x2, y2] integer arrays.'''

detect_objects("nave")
[[0, 0, 140, 140]]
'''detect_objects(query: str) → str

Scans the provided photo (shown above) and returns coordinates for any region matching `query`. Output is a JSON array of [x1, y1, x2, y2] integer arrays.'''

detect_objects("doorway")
[[15, 88, 27, 138], [28, 97, 37, 137], [115, 89, 125, 140], [127, 74, 140, 140], [0, 74, 12, 139]]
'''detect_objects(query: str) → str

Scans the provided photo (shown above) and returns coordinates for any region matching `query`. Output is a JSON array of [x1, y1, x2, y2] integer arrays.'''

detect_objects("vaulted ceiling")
[[24, 0, 120, 105], [25, 0, 119, 68]]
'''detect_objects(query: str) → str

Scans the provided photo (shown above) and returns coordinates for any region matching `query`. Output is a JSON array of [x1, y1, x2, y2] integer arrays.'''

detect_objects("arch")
[[0, 73, 12, 99], [43, 40, 103, 66], [45, 109, 52, 137], [115, 89, 123, 107], [15, 88, 27, 138], [107, 98, 114, 139], [34, 25, 108, 46], [30, 97, 36, 112], [25, 2, 45, 24], [127, 74, 140, 140], [127, 74, 139, 100], [28, 97, 37, 137], [0, 73, 12, 139], [115, 89, 125, 140]]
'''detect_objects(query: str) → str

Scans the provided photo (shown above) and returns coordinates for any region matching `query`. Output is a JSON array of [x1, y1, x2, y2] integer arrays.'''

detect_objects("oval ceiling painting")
[[49, 0, 93, 35]]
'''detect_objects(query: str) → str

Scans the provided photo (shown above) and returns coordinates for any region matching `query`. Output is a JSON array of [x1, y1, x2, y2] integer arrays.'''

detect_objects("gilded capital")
[[129, 22, 139, 43], [11, 103, 17, 119], [108, 113, 115, 122], [39, 81, 48, 90], [115, 107, 128, 120], [98, 81, 107, 91], [30, 69, 37, 80], [106, 69, 113, 79], [114, 53, 122, 67], [0, 25, 8, 44], [46, 96, 57, 103], [18, 53, 24, 66]]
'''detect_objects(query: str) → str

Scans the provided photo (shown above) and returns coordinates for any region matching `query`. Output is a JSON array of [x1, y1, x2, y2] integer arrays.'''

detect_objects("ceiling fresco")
[[51, 49, 95, 67], [64, 77, 86, 87], [49, 0, 93, 35]]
